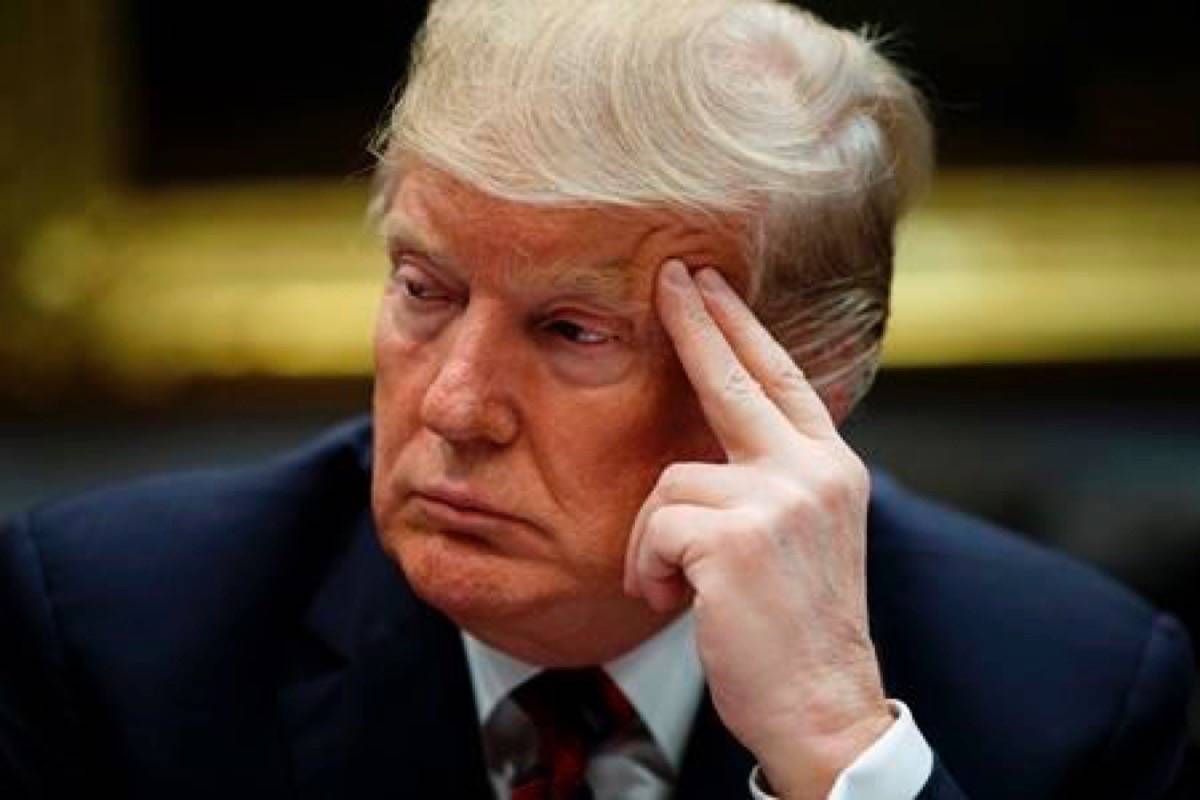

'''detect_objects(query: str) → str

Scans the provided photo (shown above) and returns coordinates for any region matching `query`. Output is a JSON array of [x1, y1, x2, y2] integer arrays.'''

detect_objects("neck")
[[457, 597, 685, 667]]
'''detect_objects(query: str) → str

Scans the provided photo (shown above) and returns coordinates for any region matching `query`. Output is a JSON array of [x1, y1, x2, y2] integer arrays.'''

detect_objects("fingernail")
[[661, 259, 691, 288], [694, 268, 725, 293]]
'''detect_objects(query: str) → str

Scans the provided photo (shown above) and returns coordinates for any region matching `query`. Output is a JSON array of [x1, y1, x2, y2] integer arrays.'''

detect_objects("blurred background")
[[2, 0, 1198, 790]]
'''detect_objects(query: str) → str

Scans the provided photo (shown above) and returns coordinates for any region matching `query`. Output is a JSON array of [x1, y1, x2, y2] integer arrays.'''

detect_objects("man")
[[1, 0, 1193, 798]]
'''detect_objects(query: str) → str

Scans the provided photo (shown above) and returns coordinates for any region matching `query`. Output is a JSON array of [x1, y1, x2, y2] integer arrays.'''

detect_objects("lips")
[[407, 486, 534, 540], [416, 486, 511, 517]]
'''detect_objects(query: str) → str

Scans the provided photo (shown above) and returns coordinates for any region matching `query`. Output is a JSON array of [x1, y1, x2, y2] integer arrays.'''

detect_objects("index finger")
[[691, 267, 838, 439], [656, 259, 790, 459]]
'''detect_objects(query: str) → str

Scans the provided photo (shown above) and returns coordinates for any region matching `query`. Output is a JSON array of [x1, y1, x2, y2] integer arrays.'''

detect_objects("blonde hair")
[[370, 0, 934, 414]]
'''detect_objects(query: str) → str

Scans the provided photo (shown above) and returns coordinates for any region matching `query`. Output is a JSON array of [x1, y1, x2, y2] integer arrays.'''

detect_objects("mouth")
[[406, 486, 534, 543]]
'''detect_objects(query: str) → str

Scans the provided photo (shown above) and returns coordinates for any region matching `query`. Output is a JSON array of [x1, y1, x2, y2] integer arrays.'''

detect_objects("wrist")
[[756, 679, 894, 800]]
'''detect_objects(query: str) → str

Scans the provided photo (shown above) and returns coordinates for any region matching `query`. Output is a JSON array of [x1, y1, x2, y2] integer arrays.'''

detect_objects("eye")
[[402, 276, 445, 302], [543, 319, 615, 346], [390, 260, 454, 306]]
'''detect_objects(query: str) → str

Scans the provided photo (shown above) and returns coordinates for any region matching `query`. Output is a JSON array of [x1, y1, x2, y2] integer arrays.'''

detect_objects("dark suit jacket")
[[1, 417, 1194, 799]]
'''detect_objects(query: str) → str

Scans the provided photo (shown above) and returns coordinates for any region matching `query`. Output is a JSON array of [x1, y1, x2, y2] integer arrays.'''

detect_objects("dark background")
[[124, 0, 1200, 183], [5, 0, 1199, 792]]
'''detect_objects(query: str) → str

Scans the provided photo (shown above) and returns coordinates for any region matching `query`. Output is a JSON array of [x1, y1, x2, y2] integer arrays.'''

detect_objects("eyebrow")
[[382, 213, 643, 310], [544, 260, 642, 311], [382, 215, 443, 258]]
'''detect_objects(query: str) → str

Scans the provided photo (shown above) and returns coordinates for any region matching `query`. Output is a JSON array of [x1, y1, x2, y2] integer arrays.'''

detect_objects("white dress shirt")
[[462, 611, 933, 799]]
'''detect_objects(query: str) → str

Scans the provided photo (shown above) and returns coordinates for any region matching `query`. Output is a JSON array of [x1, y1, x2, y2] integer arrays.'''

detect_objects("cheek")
[[627, 355, 722, 462], [372, 313, 433, 466], [541, 364, 719, 539]]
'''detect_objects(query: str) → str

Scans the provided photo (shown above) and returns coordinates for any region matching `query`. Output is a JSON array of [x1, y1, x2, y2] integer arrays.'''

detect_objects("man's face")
[[371, 165, 748, 665]]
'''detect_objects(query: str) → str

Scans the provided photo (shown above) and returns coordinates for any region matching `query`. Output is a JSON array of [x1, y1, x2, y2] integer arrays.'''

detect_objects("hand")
[[624, 260, 892, 800]]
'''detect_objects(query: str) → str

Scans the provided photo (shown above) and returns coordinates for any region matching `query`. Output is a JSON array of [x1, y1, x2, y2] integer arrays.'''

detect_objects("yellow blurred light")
[[7, 169, 1200, 387]]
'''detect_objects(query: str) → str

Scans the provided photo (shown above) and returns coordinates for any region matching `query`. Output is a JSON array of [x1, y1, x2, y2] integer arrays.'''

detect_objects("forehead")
[[383, 165, 751, 292]]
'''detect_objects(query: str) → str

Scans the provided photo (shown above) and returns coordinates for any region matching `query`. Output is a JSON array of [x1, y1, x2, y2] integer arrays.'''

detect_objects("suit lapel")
[[277, 507, 492, 798], [674, 690, 756, 799]]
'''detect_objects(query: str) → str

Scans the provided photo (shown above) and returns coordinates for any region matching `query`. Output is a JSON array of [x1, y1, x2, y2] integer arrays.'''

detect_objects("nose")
[[419, 307, 520, 447]]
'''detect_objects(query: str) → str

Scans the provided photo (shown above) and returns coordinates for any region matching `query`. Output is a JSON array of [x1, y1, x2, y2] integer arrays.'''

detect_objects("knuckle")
[[811, 468, 847, 503], [642, 506, 670, 545], [845, 453, 871, 494], [763, 473, 809, 510], [650, 503, 693, 536], [683, 297, 710, 327], [721, 366, 760, 401], [724, 531, 764, 569], [730, 509, 775, 557], [829, 446, 871, 493], [656, 463, 693, 498], [809, 457, 869, 512], [764, 357, 808, 394], [777, 483, 816, 520], [646, 503, 674, 530]]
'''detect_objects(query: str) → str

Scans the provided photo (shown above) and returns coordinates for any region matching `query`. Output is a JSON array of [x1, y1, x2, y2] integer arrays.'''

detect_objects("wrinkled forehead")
[[383, 164, 754, 295]]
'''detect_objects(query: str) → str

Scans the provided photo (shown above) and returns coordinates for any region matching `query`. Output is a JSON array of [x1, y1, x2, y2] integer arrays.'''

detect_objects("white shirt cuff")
[[748, 699, 933, 800]]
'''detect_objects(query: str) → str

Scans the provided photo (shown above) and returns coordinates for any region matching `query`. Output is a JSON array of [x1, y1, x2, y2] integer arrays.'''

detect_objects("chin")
[[379, 520, 672, 665], [386, 526, 560, 625]]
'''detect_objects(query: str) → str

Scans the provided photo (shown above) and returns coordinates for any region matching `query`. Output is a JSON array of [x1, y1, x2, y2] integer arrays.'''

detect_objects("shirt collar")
[[462, 611, 703, 770]]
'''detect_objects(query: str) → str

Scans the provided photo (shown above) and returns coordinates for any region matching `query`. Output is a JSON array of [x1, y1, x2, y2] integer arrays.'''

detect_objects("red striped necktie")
[[507, 668, 641, 800]]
